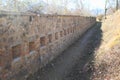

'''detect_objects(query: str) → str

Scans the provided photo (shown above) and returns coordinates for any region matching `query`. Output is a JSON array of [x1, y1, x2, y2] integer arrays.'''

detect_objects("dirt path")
[[27, 22, 102, 80]]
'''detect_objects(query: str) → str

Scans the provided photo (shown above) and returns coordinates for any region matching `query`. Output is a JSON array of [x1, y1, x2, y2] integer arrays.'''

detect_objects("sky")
[[0, 0, 105, 14], [1, 0, 105, 10], [88, 0, 105, 14], [88, 0, 105, 10], [42, 0, 105, 14], [42, 0, 105, 9]]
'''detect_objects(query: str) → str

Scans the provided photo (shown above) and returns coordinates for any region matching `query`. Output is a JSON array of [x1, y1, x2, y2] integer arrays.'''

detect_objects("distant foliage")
[[0, 0, 45, 13], [105, 0, 120, 14], [0, 0, 92, 16], [97, 14, 104, 21]]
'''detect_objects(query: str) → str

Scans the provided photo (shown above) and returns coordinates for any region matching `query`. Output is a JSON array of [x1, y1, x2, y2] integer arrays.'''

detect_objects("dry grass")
[[91, 10, 120, 80], [92, 45, 120, 80]]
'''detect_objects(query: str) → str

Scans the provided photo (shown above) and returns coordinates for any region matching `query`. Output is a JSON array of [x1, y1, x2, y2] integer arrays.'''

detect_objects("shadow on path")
[[64, 22, 102, 80], [27, 22, 103, 80]]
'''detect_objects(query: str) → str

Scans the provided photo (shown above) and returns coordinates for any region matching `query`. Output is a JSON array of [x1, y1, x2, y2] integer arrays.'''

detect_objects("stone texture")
[[0, 13, 96, 80]]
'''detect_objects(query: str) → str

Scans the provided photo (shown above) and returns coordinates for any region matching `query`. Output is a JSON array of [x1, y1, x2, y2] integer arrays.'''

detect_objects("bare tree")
[[0, 0, 93, 15], [116, 0, 119, 10], [105, 0, 108, 19], [104, 0, 120, 18]]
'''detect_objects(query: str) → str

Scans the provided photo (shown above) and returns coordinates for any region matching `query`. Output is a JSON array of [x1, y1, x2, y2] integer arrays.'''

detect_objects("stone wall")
[[0, 13, 96, 80]]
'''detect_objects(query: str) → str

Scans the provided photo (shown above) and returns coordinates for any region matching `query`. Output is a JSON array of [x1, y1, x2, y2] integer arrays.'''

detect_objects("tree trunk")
[[116, 0, 119, 11], [105, 0, 108, 19]]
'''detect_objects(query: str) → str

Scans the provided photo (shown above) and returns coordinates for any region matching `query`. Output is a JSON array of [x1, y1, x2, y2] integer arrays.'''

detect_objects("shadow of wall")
[[64, 22, 103, 80]]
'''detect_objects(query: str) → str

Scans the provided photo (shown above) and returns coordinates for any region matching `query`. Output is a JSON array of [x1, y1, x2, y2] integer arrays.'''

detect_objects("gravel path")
[[27, 22, 102, 80]]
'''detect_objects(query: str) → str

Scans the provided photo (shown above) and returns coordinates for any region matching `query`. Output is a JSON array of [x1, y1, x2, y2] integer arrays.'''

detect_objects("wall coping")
[[0, 11, 95, 18]]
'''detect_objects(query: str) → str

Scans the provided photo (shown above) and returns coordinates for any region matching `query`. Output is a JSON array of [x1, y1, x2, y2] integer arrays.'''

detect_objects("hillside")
[[91, 10, 120, 80]]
